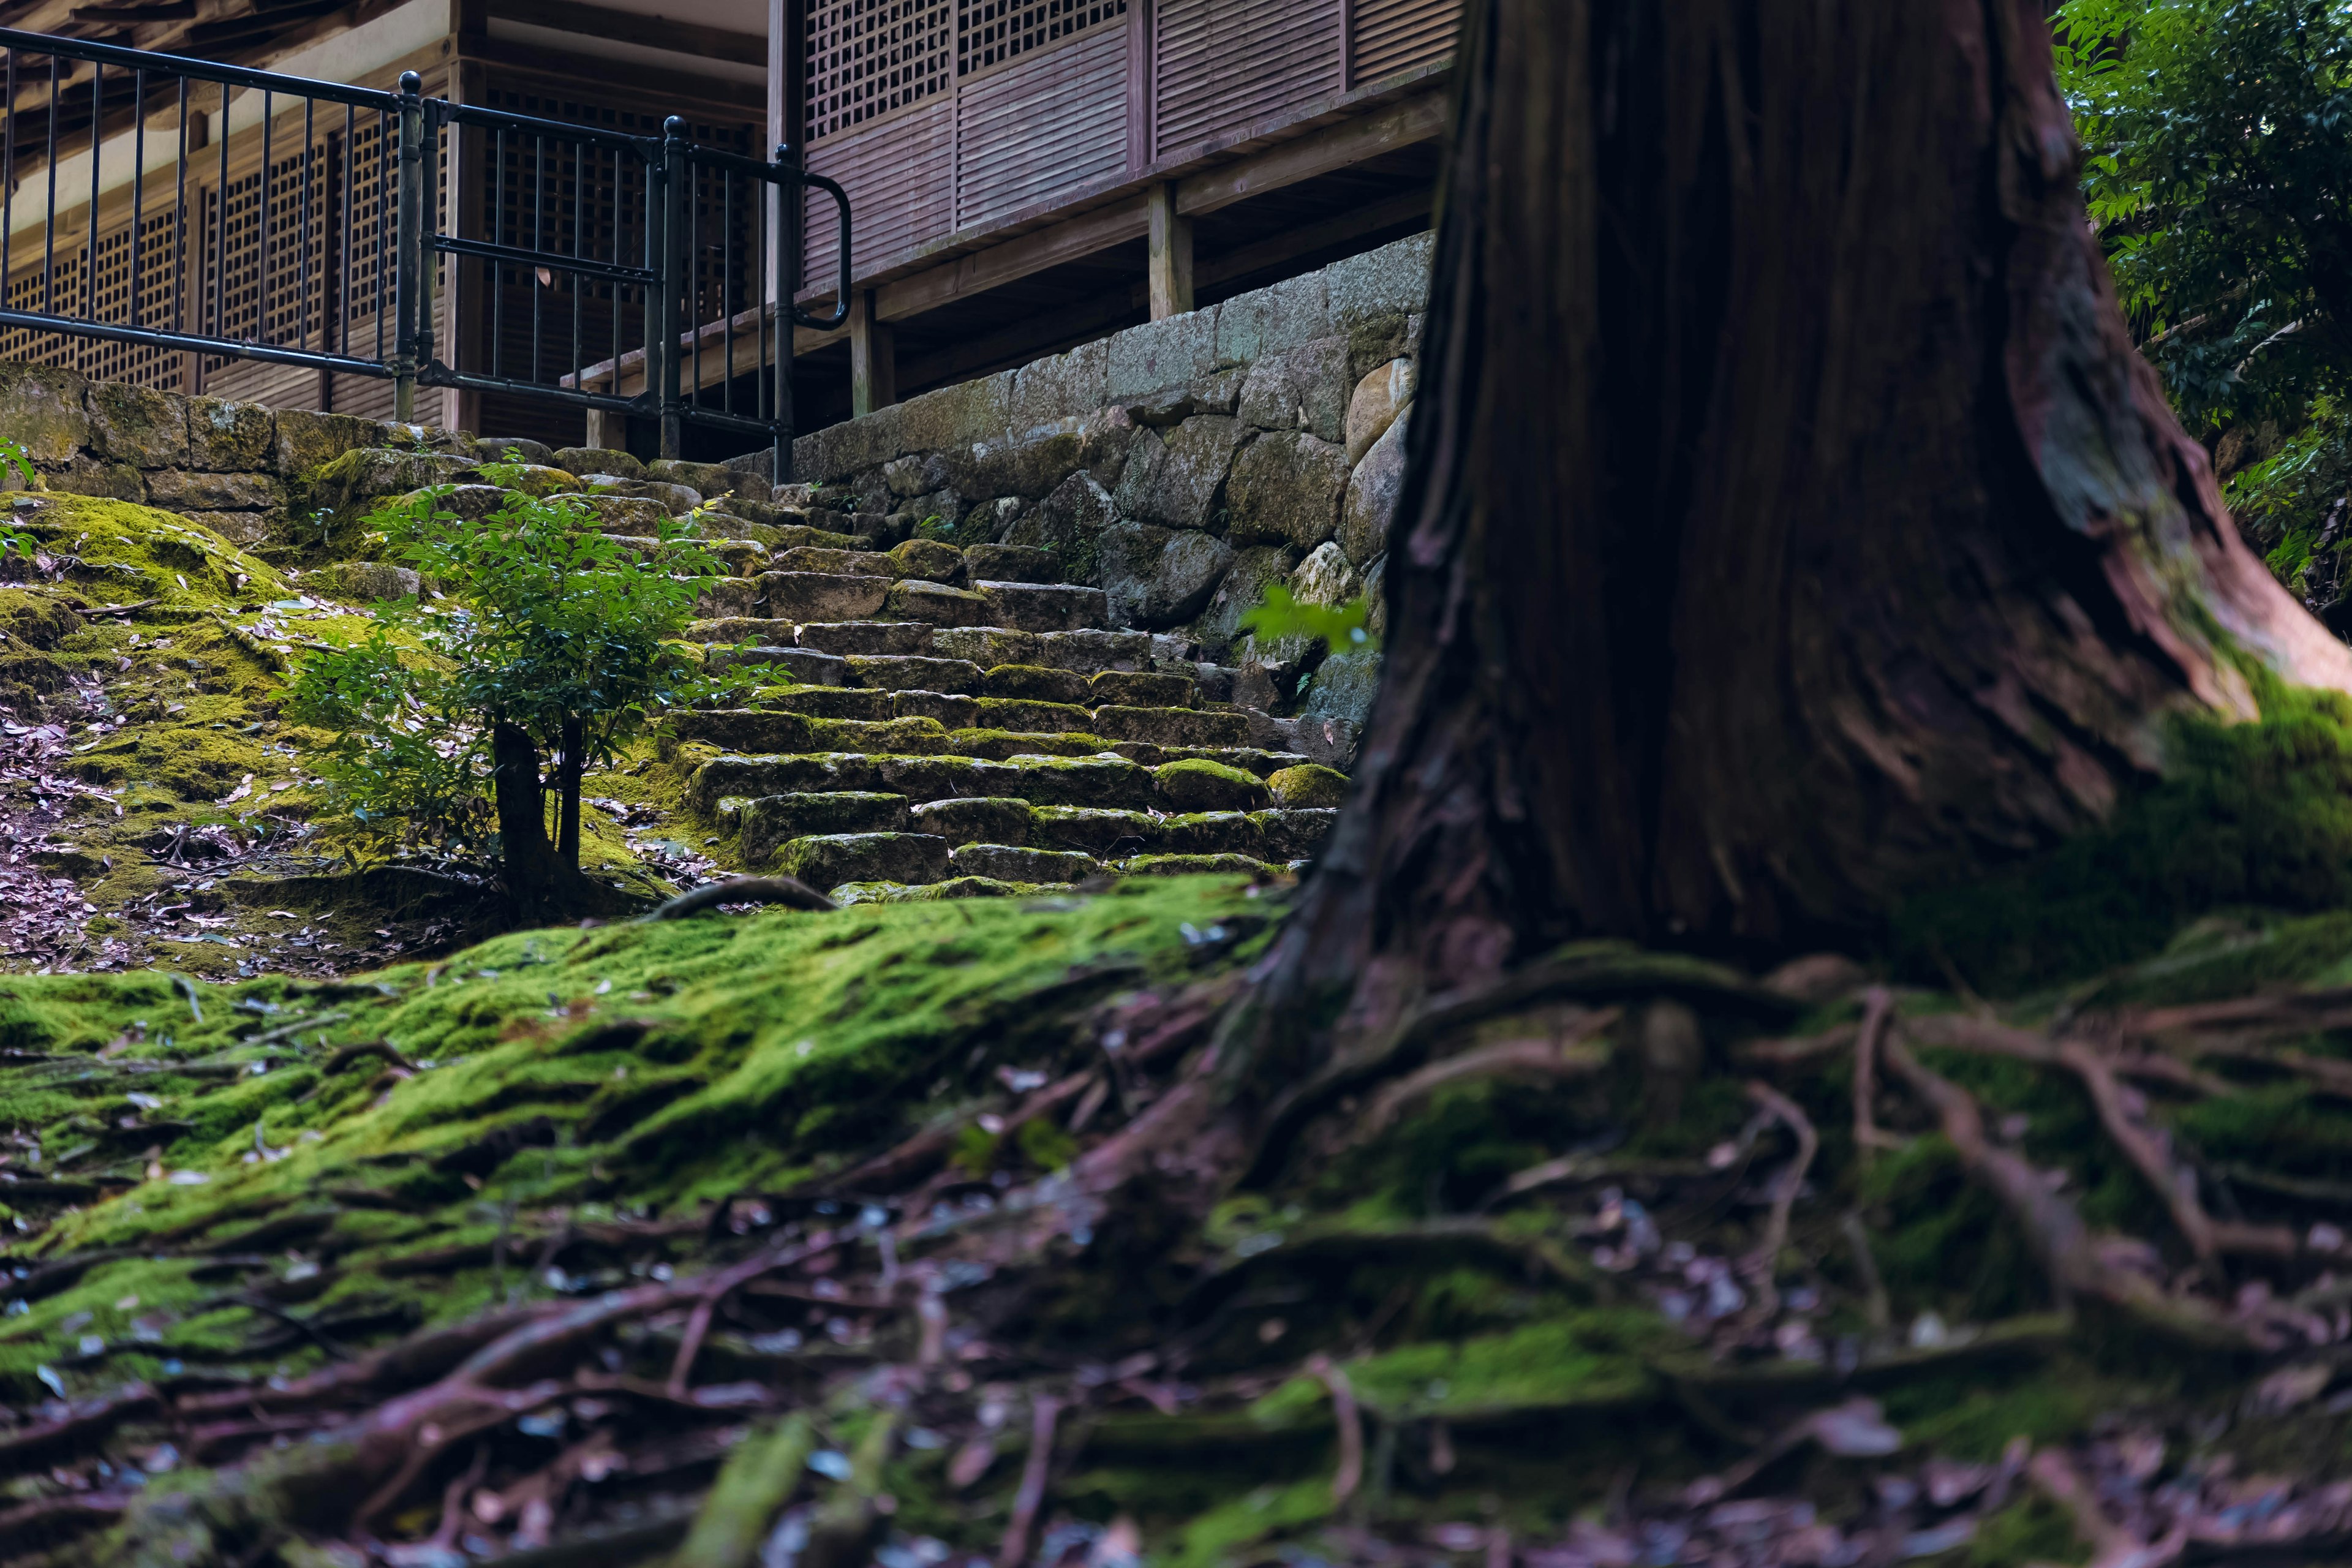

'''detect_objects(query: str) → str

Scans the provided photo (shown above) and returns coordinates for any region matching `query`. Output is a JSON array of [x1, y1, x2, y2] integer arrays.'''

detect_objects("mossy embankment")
[[0, 492, 721, 975]]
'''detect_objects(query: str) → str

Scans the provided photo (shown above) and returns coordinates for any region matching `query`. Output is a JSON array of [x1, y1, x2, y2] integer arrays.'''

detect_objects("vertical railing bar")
[[213, 79, 226, 339], [570, 135, 583, 404], [754, 165, 766, 424], [298, 96, 313, 350], [612, 143, 623, 417], [341, 103, 354, 353], [258, 88, 272, 344], [171, 76, 186, 335], [83, 59, 98, 323], [130, 69, 145, 330], [532, 131, 544, 386], [491, 125, 503, 380], [3, 51, 17, 299], [42, 55, 57, 315], [375, 107, 388, 362], [721, 165, 733, 417], [689, 150, 701, 418]]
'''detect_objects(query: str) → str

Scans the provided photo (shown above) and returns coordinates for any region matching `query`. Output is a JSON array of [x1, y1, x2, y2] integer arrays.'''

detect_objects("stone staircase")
[[357, 437, 1353, 905]]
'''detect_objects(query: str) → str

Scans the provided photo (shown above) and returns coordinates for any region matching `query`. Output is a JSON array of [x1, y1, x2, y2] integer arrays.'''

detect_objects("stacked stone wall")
[[771, 232, 1431, 732]]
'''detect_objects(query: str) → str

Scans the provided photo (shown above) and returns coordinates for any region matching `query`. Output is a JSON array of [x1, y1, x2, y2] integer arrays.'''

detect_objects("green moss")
[[14, 494, 293, 609], [1901, 682, 2352, 991], [1161, 1477, 1336, 1568], [1248, 1315, 1664, 1427], [1967, 1497, 2087, 1568]]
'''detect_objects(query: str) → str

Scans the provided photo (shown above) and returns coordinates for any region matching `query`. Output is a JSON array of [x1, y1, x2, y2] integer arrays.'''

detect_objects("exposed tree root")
[[637, 875, 838, 921]]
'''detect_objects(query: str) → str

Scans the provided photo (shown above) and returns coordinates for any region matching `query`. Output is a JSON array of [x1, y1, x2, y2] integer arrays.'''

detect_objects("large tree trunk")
[[1265, 0, 2352, 1066]]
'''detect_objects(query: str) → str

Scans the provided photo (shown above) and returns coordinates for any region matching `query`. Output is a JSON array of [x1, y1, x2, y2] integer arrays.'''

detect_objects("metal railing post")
[[391, 69, 424, 423], [655, 116, 687, 461], [772, 142, 802, 486]]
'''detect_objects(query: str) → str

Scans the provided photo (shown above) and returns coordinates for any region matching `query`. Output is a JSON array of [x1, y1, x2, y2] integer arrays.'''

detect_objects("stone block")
[[85, 382, 188, 467], [783, 832, 951, 889], [1267, 763, 1349, 809], [326, 561, 422, 601], [552, 447, 644, 479], [1114, 415, 1250, 530], [0, 363, 91, 464], [146, 470, 286, 512], [742, 793, 910, 863], [761, 571, 891, 622], [1227, 431, 1347, 551], [1235, 337, 1352, 445], [704, 646, 848, 686], [1003, 472, 1118, 569], [977, 581, 1109, 633], [959, 422, 1086, 502], [897, 371, 1014, 454], [1324, 232, 1436, 329], [582, 474, 701, 514], [1106, 307, 1223, 404], [950, 843, 1096, 883], [1194, 545, 1308, 649], [964, 543, 1059, 583], [894, 691, 979, 728], [799, 621, 933, 655], [974, 697, 1093, 734], [186, 398, 275, 472], [698, 578, 760, 618], [912, 796, 1034, 845], [1099, 524, 1234, 631], [650, 458, 738, 496], [885, 579, 992, 627], [1346, 359, 1414, 464], [1254, 807, 1341, 862], [1340, 407, 1409, 565], [872, 753, 993, 802], [1292, 542, 1363, 614], [758, 687, 891, 720], [47, 456, 145, 500], [477, 436, 556, 466], [951, 729, 1106, 760], [1093, 706, 1252, 748], [807, 715, 957, 756], [1034, 629, 1152, 673], [983, 664, 1091, 704], [1030, 806, 1160, 856], [559, 494, 671, 535], [689, 752, 882, 810], [1276, 714, 1363, 770], [1119, 853, 1280, 879], [755, 521, 868, 552], [887, 538, 964, 582], [688, 617, 803, 645], [1090, 669, 1194, 707], [932, 626, 1042, 667], [274, 409, 380, 477], [791, 402, 903, 484], [1009, 336, 1109, 429], [847, 655, 986, 693], [1299, 649, 1381, 727], [1161, 811, 1268, 859], [969, 753, 1153, 810], [774, 546, 892, 578], [1154, 758, 1271, 812], [1214, 270, 1330, 366], [666, 709, 825, 753]]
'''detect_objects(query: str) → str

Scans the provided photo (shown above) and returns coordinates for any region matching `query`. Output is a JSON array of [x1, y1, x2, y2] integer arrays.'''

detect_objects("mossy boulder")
[[0, 586, 81, 649], [886, 537, 965, 582], [1155, 758, 1270, 812], [1266, 763, 1348, 809]]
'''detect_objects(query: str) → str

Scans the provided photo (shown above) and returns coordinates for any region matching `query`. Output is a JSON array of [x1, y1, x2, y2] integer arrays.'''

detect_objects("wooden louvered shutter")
[[954, 4, 1129, 232], [1348, 0, 1462, 88], [1152, 0, 1343, 167]]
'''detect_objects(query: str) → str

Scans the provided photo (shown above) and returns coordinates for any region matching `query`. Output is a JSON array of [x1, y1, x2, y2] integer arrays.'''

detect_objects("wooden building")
[[0, 0, 1457, 454]]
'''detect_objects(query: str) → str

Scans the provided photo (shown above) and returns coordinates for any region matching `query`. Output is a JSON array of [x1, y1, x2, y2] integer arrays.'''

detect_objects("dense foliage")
[[2055, 0, 2352, 583], [288, 471, 723, 871]]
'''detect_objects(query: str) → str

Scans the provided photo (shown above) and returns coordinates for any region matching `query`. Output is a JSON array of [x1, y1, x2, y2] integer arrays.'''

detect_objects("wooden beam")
[[870, 192, 1150, 325], [850, 288, 893, 415], [484, 0, 766, 67], [1146, 180, 1192, 320], [1175, 89, 1447, 218], [1196, 187, 1429, 292]]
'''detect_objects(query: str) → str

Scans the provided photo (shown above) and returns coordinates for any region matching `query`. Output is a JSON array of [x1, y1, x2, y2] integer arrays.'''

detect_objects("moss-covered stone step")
[[690, 750, 1290, 816], [801, 622, 933, 656], [981, 664, 1091, 704], [1091, 669, 1196, 707], [668, 710, 959, 756], [577, 473, 702, 514], [949, 843, 1098, 883], [963, 543, 1060, 582], [700, 645, 845, 685], [1102, 744, 1310, 775], [772, 546, 892, 578], [897, 692, 978, 728], [886, 579, 992, 626], [757, 571, 890, 622], [975, 581, 1110, 633], [1091, 706, 1253, 748], [778, 831, 951, 888], [845, 655, 986, 693], [973, 697, 1094, 734], [746, 687, 893, 721], [950, 729, 1109, 760], [739, 791, 911, 863]]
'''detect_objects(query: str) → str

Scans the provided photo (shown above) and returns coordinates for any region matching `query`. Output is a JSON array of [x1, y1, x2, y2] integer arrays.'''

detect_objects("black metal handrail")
[[0, 28, 843, 473]]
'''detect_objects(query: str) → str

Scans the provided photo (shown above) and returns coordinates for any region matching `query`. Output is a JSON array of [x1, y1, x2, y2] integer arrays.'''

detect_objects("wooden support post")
[[1147, 179, 1193, 320], [850, 289, 894, 417], [584, 408, 618, 450]]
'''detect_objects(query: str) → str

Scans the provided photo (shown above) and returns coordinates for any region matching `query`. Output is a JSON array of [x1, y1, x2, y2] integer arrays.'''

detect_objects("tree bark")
[[1265, 0, 2352, 1063], [556, 717, 584, 870], [491, 720, 582, 919]]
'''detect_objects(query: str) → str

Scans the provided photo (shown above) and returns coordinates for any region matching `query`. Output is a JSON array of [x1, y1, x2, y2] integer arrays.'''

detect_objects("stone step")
[[886, 580, 992, 627], [845, 655, 985, 693], [1091, 669, 1196, 707], [962, 543, 1060, 584], [690, 617, 802, 645], [701, 645, 845, 685], [979, 664, 1090, 704], [1091, 706, 1253, 749], [671, 710, 959, 756], [578, 473, 703, 514], [890, 539, 965, 582], [801, 622, 934, 657], [1102, 744, 1310, 776], [779, 832, 952, 889], [740, 792, 911, 863], [688, 750, 1275, 815], [759, 571, 891, 622], [976, 581, 1110, 633], [750, 687, 893, 722], [973, 697, 1093, 734], [949, 843, 1099, 884], [774, 546, 893, 578]]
